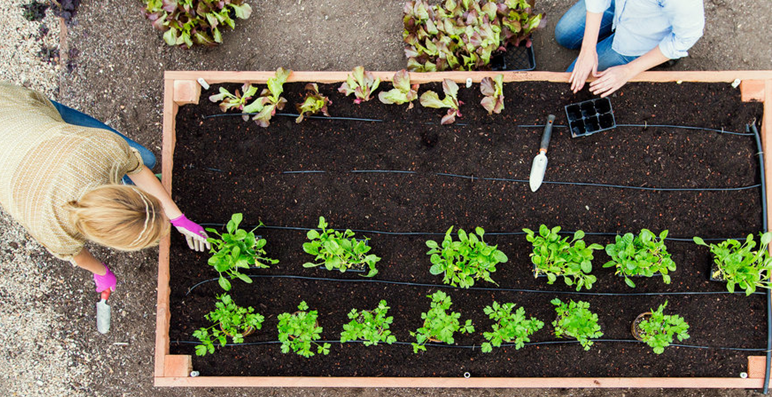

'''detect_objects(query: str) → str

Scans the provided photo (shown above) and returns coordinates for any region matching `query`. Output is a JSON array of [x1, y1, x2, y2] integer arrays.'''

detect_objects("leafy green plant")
[[340, 300, 397, 346], [635, 301, 690, 354], [378, 69, 419, 109], [242, 67, 291, 127], [419, 79, 463, 125], [277, 301, 330, 358], [192, 294, 264, 356], [403, 0, 543, 71], [295, 83, 331, 123], [603, 229, 676, 288], [339, 66, 381, 104], [142, 0, 252, 48], [426, 226, 507, 288], [205, 213, 278, 291], [411, 290, 474, 353], [550, 298, 603, 351], [481, 301, 543, 352], [480, 74, 504, 114], [694, 232, 772, 296], [303, 216, 381, 277], [208, 83, 259, 115], [21, 1, 48, 22], [524, 225, 603, 291]]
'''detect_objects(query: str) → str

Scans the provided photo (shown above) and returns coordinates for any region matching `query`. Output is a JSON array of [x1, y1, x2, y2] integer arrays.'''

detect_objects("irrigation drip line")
[[185, 274, 765, 297], [201, 112, 383, 123], [518, 123, 754, 136]]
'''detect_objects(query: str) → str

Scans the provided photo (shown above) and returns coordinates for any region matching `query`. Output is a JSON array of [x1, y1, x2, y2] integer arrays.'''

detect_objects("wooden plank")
[[173, 80, 201, 105], [165, 70, 772, 85], [741, 80, 766, 102], [154, 376, 764, 388], [749, 356, 766, 379], [163, 355, 192, 377], [765, 80, 772, 235]]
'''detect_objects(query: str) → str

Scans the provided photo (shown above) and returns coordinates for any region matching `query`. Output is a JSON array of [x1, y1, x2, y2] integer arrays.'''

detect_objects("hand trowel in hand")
[[96, 289, 111, 334], [529, 114, 556, 192]]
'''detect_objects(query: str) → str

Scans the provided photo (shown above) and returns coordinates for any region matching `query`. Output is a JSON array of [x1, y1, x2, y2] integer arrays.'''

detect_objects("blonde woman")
[[0, 82, 209, 293]]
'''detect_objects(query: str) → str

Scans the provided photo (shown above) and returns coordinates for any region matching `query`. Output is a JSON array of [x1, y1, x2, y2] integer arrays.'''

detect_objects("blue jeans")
[[50, 101, 156, 183], [555, 0, 638, 72]]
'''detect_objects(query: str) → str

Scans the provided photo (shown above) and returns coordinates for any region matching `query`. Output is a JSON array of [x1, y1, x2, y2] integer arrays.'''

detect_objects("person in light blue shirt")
[[555, 0, 705, 97]]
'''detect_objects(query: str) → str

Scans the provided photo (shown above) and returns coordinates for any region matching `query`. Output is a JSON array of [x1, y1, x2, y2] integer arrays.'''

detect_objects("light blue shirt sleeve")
[[585, 0, 612, 14], [657, 0, 705, 59]]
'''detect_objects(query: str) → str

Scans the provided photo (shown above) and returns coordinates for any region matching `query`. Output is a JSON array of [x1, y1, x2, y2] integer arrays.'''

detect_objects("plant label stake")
[[96, 289, 111, 334], [529, 114, 555, 192]]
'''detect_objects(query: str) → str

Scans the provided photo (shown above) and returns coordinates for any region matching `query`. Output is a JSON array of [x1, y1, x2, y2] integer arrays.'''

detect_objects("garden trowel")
[[529, 114, 556, 192], [96, 289, 111, 334]]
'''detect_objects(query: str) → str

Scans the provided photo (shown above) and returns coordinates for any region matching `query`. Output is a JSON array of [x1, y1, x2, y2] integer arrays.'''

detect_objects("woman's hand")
[[589, 64, 636, 97], [570, 49, 599, 93]]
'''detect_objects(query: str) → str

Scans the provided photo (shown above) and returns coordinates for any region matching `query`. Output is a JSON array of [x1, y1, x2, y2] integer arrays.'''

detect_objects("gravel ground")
[[1, 0, 771, 396]]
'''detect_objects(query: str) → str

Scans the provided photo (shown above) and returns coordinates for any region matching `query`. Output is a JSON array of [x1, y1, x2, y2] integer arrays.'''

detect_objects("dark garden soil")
[[168, 80, 765, 378]]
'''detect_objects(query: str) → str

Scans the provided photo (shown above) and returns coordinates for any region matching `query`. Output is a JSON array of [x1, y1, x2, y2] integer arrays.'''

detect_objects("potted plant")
[[339, 66, 381, 104], [603, 229, 676, 288], [632, 301, 690, 354], [524, 225, 603, 291], [340, 300, 397, 346], [277, 301, 331, 358], [694, 232, 772, 295], [481, 301, 543, 352], [551, 298, 603, 351], [192, 294, 265, 356], [205, 213, 278, 291], [426, 226, 508, 288], [411, 290, 474, 353], [302, 216, 381, 277]]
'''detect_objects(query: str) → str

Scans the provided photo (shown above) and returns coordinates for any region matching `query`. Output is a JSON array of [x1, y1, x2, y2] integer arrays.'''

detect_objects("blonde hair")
[[66, 185, 170, 251]]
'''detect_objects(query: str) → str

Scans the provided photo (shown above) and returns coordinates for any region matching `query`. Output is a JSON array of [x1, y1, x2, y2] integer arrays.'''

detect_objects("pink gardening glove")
[[170, 214, 210, 252], [93, 263, 116, 293]]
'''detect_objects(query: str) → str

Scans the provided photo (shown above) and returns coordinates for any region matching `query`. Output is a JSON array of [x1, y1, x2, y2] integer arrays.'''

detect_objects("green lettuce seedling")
[[205, 213, 278, 291], [411, 290, 474, 353], [481, 301, 543, 352], [480, 74, 504, 115], [551, 298, 603, 351], [378, 69, 419, 109], [603, 229, 676, 288], [295, 83, 331, 123], [277, 301, 330, 358], [242, 67, 291, 127], [208, 83, 259, 115], [419, 79, 463, 125], [303, 216, 381, 277], [426, 226, 507, 288], [637, 301, 690, 354], [694, 232, 772, 296], [339, 66, 381, 104], [340, 300, 397, 346], [142, 0, 252, 48], [524, 225, 603, 291], [192, 294, 264, 356]]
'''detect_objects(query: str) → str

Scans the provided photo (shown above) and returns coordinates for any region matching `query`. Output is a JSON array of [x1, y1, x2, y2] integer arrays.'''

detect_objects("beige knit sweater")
[[0, 83, 143, 261]]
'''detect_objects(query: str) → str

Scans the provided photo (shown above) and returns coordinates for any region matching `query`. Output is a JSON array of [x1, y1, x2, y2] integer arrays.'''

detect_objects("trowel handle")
[[540, 115, 556, 153], [100, 289, 111, 301]]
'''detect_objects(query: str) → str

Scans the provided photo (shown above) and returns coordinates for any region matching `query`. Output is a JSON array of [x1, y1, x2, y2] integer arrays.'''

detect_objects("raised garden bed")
[[156, 71, 772, 388]]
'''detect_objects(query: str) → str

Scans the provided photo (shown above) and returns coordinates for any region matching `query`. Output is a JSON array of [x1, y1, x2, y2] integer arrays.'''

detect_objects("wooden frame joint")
[[173, 80, 201, 105], [163, 354, 192, 377]]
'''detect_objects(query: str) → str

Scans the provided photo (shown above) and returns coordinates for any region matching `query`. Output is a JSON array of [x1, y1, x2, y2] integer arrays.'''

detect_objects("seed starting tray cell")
[[565, 97, 616, 138]]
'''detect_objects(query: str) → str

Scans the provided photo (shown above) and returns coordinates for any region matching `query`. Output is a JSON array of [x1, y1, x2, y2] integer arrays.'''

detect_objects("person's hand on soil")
[[93, 263, 116, 292], [569, 49, 599, 93], [589, 64, 635, 98], [170, 214, 211, 252]]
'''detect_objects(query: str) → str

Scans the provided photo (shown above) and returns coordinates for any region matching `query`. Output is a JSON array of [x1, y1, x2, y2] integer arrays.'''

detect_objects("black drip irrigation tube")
[[519, 123, 755, 136]]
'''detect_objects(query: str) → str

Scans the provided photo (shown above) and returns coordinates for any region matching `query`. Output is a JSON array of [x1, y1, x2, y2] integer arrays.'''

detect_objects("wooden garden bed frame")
[[156, 70, 772, 388]]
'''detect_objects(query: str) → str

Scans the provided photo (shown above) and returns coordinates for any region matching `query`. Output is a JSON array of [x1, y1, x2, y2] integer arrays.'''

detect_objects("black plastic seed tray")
[[491, 44, 536, 71], [565, 97, 616, 138]]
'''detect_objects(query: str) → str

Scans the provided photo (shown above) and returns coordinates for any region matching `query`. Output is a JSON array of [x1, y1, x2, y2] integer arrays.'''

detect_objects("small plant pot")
[[564, 97, 616, 138], [709, 260, 726, 282], [631, 312, 652, 341], [220, 323, 255, 338], [532, 263, 547, 278], [490, 42, 536, 71]]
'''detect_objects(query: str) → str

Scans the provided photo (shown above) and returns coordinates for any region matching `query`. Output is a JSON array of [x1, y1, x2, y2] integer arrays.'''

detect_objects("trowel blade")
[[96, 299, 111, 334], [529, 153, 548, 192]]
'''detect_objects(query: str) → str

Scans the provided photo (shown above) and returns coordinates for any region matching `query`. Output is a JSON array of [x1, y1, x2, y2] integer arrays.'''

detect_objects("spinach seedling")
[[340, 300, 397, 346], [205, 213, 278, 291], [481, 301, 543, 353], [192, 294, 264, 356], [636, 301, 690, 354], [378, 69, 419, 109], [694, 232, 772, 296], [411, 290, 474, 353], [208, 83, 259, 115], [551, 298, 603, 351], [419, 79, 463, 125], [524, 225, 603, 291], [242, 67, 291, 127], [603, 229, 676, 288], [480, 74, 504, 115], [426, 226, 507, 288], [295, 83, 331, 123], [339, 66, 381, 104], [277, 301, 330, 358], [303, 216, 381, 277]]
